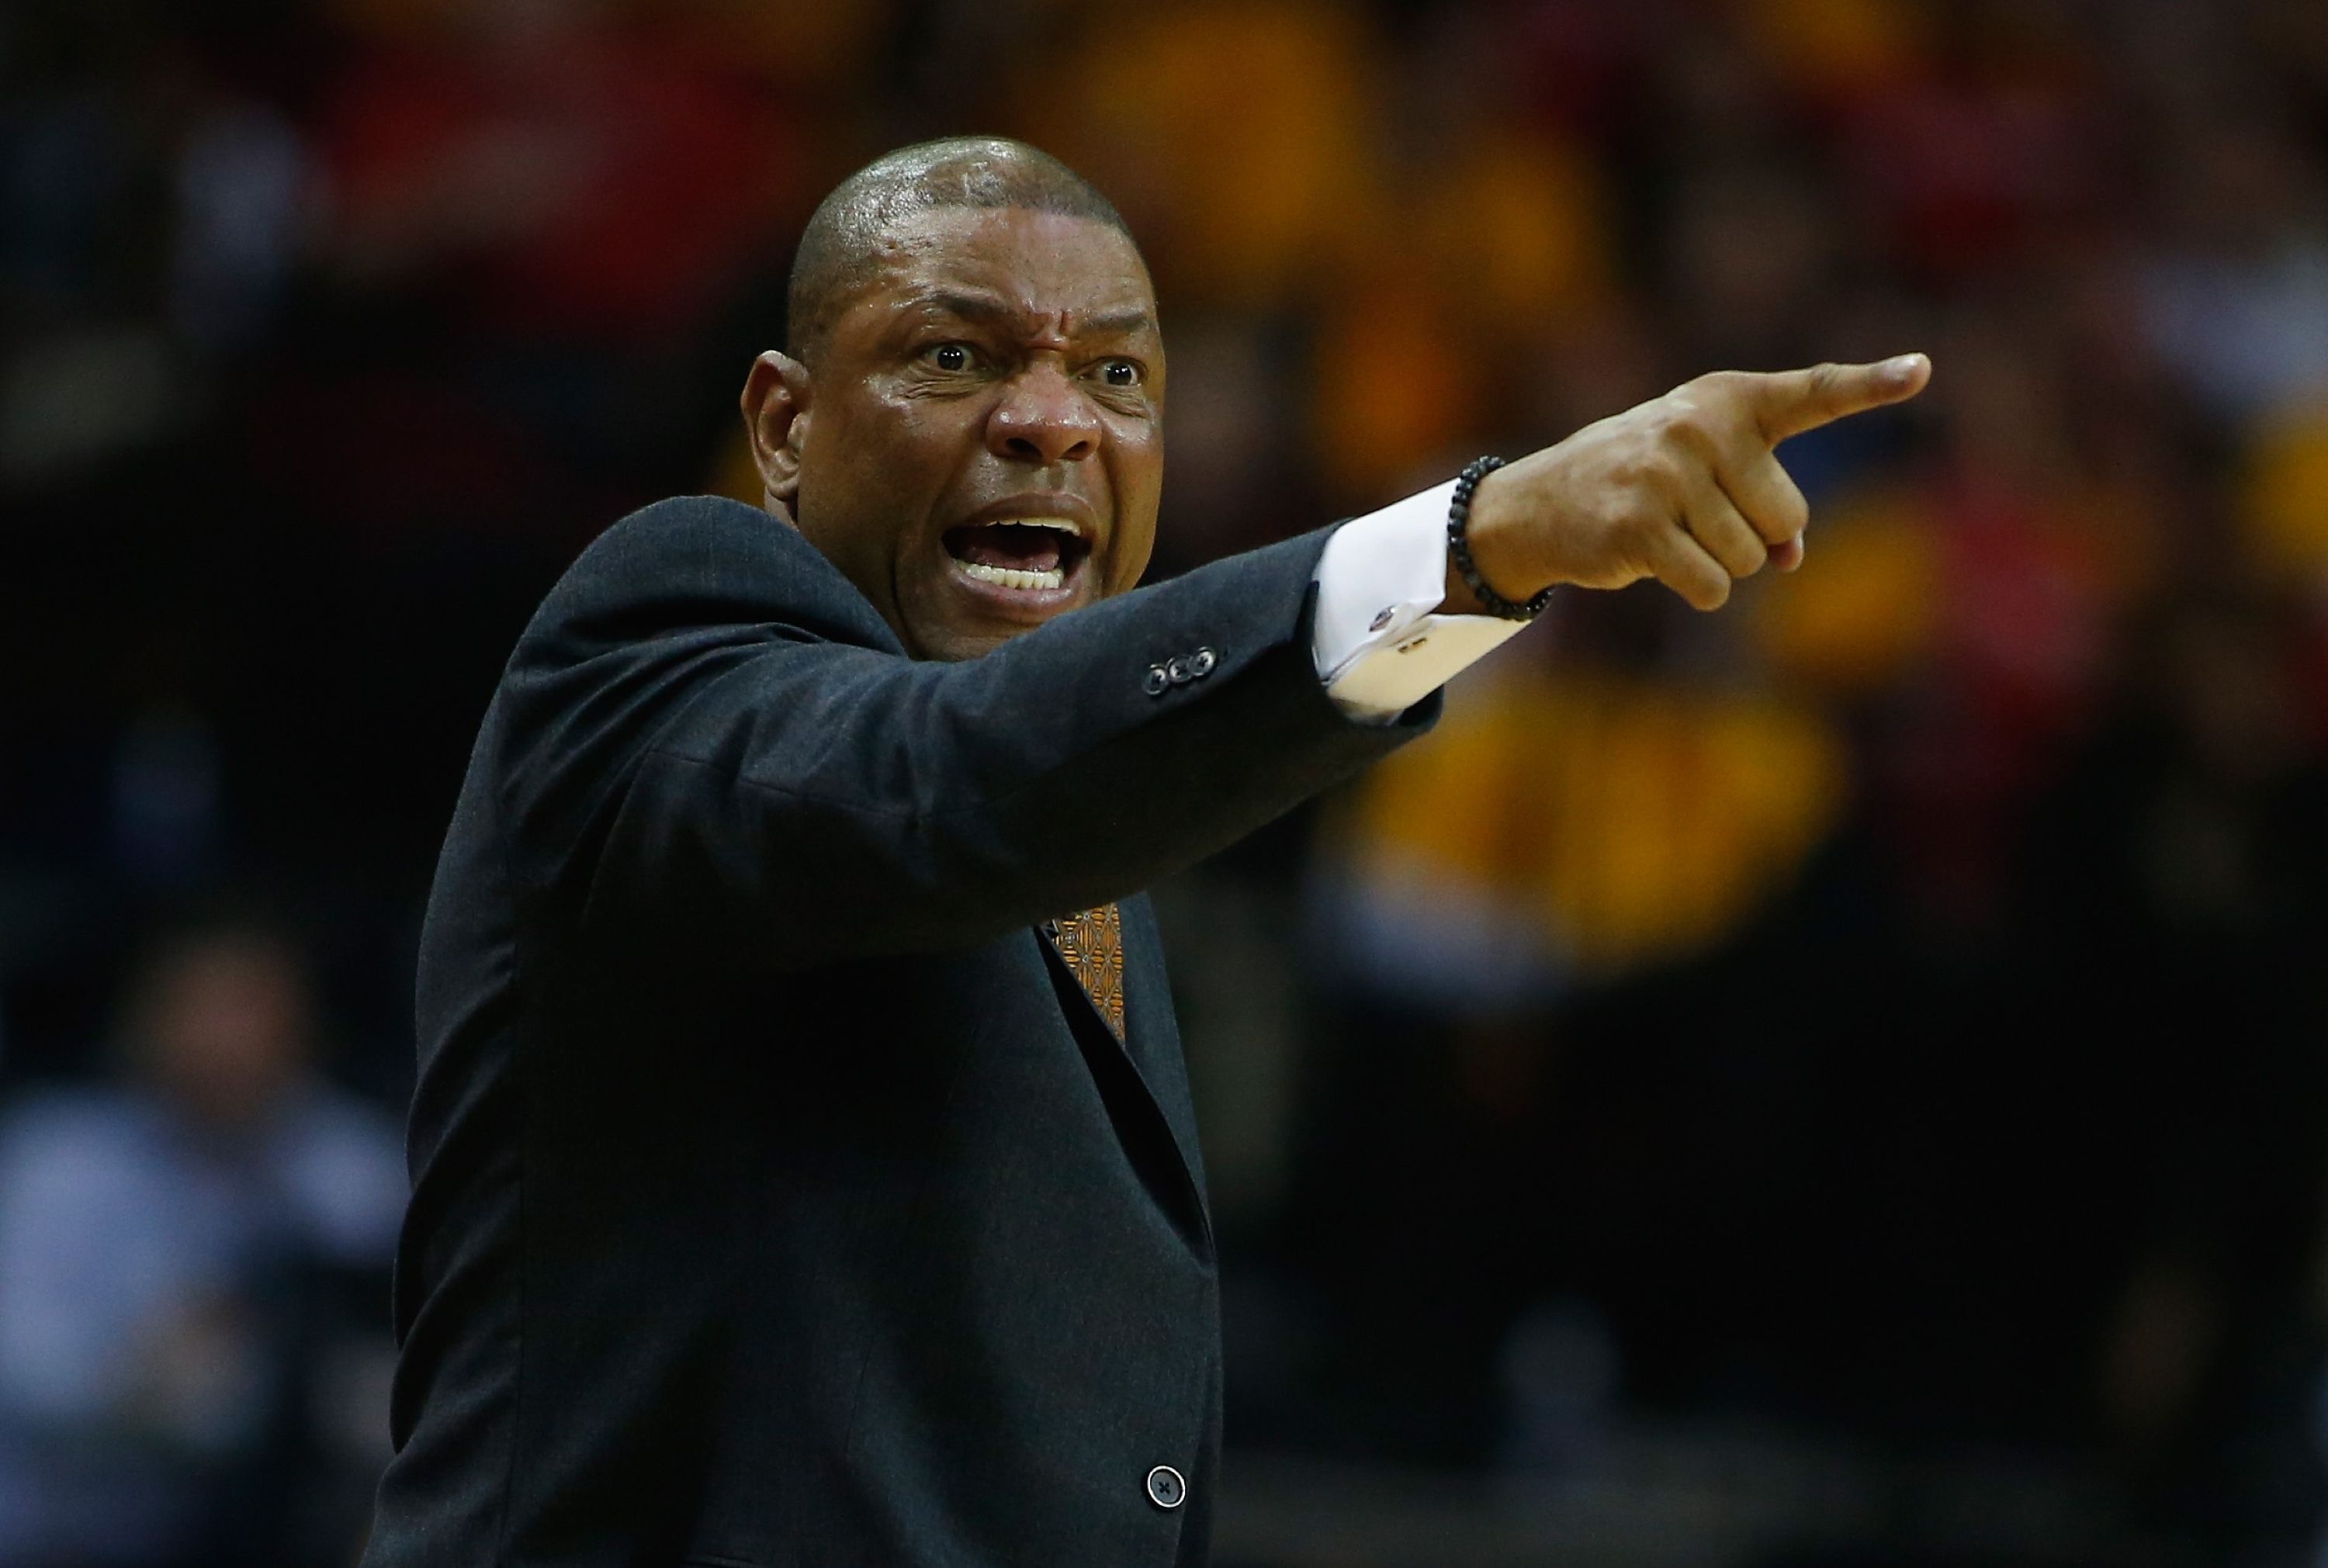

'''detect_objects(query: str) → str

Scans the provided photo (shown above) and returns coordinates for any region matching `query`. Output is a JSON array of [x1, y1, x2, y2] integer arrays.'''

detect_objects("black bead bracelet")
[[1446, 455, 1554, 621]]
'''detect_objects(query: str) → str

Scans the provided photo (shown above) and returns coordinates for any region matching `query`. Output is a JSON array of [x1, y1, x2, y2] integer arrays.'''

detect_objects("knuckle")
[[1671, 414, 1719, 456], [1648, 395, 1696, 436], [1621, 448, 1685, 503], [1649, 403, 1716, 460]]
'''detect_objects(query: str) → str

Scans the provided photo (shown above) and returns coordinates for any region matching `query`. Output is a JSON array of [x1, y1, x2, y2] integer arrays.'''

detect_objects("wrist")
[[1443, 462, 1554, 618]]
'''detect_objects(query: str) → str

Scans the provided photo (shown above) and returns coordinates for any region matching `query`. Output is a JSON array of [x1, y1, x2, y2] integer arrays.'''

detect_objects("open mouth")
[[942, 517, 1090, 594]]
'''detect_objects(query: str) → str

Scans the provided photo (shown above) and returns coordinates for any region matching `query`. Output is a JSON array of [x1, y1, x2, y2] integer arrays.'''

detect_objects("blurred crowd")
[[5, 0, 2328, 1563]]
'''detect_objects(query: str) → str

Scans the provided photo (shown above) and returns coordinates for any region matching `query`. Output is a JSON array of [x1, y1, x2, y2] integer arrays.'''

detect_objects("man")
[[0, 920, 405, 1565], [366, 137, 1927, 1566]]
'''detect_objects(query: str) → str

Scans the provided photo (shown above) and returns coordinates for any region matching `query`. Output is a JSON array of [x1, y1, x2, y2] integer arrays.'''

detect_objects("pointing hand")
[[1449, 355, 1933, 614]]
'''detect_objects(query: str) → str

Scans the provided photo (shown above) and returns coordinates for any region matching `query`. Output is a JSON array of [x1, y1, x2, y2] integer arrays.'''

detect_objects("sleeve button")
[[1141, 664, 1171, 696], [1190, 646, 1218, 677], [1166, 656, 1193, 685], [1145, 1465, 1187, 1509]]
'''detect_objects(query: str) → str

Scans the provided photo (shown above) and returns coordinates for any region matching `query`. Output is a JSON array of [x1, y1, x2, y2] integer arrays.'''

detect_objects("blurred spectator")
[[2136, 101, 2328, 424], [0, 920, 404, 1567]]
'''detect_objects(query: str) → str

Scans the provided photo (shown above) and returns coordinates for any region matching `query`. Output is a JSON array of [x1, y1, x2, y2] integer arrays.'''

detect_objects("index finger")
[[1745, 354, 1931, 444]]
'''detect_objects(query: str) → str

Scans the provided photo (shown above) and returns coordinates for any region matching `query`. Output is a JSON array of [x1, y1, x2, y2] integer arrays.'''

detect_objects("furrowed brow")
[[909, 292, 1155, 342], [916, 290, 1019, 328], [1077, 307, 1157, 341]]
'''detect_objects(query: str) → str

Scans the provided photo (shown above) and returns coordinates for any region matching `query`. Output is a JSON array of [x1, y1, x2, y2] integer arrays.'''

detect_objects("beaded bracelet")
[[1446, 455, 1554, 621]]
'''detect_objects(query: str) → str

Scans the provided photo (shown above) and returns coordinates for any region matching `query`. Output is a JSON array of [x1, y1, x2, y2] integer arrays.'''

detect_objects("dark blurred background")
[[5, 0, 2328, 1563]]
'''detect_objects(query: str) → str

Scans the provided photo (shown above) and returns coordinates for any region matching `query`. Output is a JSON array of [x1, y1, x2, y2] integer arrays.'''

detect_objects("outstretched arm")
[[490, 507, 1424, 972]]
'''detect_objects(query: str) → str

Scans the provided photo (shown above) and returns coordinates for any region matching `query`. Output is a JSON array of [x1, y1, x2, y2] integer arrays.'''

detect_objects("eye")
[[1097, 358, 1143, 389], [925, 342, 974, 372]]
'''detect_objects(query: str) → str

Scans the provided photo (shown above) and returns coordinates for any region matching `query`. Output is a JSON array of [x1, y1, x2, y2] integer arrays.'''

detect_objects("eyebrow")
[[913, 290, 1156, 341]]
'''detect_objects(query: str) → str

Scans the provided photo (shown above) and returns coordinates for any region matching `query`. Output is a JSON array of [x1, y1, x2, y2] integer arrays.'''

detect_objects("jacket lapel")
[[1038, 896, 1211, 1248], [1113, 895, 1208, 1202]]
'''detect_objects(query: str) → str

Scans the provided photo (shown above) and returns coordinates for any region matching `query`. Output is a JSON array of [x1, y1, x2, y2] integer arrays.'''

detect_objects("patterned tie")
[[1045, 904, 1125, 1039]]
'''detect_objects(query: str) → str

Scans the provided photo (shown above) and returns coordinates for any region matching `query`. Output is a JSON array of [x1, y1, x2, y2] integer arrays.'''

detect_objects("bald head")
[[786, 137, 1136, 362]]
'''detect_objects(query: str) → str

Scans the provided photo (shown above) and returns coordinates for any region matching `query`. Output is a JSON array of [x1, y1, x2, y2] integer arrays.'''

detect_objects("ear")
[[740, 350, 812, 520]]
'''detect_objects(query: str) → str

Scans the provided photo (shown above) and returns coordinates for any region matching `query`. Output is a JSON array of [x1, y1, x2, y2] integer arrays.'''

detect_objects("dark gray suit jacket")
[[363, 496, 1434, 1567]]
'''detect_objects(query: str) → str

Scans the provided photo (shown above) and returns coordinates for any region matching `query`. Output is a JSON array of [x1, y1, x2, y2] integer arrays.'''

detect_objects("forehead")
[[844, 207, 1157, 337]]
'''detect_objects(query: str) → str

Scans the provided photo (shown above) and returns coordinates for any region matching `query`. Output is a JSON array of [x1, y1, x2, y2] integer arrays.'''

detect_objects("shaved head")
[[786, 137, 1136, 362]]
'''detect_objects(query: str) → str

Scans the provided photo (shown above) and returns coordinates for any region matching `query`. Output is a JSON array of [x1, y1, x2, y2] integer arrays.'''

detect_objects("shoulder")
[[0, 1089, 165, 1203], [0, 1087, 151, 1154], [528, 494, 900, 658], [270, 1086, 408, 1264], [478, 498, 902, 852], [568, 494, 805, 585]]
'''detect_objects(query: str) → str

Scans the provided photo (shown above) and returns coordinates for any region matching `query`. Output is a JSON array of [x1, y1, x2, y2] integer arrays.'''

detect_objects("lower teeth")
[[960, 561, 1064, 590]]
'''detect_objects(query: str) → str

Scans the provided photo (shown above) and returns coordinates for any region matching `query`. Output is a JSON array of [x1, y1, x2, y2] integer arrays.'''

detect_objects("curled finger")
[[1645, 518, 1734, 611], [1719, 447, 1810, 551], [1680, 469, 1769, 580]]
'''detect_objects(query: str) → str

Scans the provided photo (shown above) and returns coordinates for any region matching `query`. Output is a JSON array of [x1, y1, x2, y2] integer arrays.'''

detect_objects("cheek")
[[804, 400, 951, 536], [826, 396, 932, 480], [1107, 425, 1166, 588]]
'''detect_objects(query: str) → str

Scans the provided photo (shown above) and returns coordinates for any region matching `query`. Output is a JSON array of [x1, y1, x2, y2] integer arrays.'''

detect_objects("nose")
[[986, 362, 1101, 466]]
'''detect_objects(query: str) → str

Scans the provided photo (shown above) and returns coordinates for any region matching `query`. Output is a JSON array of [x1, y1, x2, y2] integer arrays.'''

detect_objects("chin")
[[913, 594, 1086, 662], [923, 628, 1021, 663]]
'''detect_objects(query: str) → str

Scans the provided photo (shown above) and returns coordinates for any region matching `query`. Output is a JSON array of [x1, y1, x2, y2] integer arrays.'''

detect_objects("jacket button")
[[1142, 664, 1170, 696], [1145, 1464, 1186, 1510], [1166, 656, 1192, 685], [1189, 646, 1218, 677]]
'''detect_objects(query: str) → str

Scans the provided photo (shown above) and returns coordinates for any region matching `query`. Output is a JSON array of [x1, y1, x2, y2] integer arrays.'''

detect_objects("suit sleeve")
[[489, 499, 1436, 970]]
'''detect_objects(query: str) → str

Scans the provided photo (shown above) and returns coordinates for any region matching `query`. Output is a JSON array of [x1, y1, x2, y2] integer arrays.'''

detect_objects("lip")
[[938, 492, 1103, 620], [943, 556, 1084, 616], [955, 493, 1101, 538]]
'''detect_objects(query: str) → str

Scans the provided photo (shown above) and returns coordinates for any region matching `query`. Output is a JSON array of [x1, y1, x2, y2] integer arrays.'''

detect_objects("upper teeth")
[[961, 561, 1065, 590], [1006, 517, 1081, 535]]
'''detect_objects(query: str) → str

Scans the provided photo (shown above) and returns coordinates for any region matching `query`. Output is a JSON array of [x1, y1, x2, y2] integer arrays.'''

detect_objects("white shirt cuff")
[[1311, 479, 1533, 722]]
